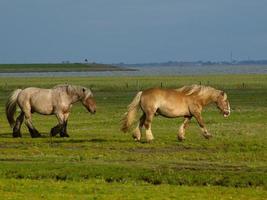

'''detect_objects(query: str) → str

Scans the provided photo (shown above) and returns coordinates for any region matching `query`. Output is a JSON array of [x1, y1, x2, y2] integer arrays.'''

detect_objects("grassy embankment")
[[0, 63, 131, 72], [0, 75, 266, 199]]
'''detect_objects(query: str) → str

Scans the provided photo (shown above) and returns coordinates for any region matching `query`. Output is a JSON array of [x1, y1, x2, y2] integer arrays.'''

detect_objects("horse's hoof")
[[146, 138, 154, 143], [31, 132, 41, 138], [50, 129, 58, 137], [178, 136, 185, 142], [132, 135, 141, 141], [31, 134, 41, 138], [203, 134, 212, 139], [60, 134, 69, 137], [13, 133, 22, 138], [29, 129, 41, 138], [13, 128, 22, 137]]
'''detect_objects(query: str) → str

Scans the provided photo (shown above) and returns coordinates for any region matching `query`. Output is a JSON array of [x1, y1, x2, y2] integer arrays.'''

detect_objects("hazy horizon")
[[1, 0, 267, 64]]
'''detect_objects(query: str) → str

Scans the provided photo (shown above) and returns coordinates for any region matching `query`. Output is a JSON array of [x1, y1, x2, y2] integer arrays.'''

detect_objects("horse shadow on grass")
[[0, 132, 107, 144], [0, 132, 141, 145], [49, 138, 108, 144], [0, 133, 13, 138]]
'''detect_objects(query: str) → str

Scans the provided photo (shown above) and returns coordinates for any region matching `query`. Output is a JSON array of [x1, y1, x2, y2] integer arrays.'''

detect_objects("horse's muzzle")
[[87, 107, 96, 114], [223, 110, 230, 117], [90, 109, 96, 114]]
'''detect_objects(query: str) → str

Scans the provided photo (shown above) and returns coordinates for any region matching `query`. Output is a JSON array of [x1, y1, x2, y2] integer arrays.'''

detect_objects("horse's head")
[[216, 91, 230, 117], [81, 88, 96, 114]]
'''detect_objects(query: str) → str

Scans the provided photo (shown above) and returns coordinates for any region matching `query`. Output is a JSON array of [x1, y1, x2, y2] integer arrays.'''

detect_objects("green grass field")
[[0, 75, 266, 199]]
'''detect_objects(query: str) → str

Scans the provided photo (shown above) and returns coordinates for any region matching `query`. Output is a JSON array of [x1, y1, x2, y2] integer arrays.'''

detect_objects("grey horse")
[[6, 84, 96, 138]]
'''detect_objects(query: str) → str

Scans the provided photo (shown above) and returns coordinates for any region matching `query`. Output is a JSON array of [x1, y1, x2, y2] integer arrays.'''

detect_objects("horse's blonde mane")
[[53, 84, 69, 90], [176, 84, 217, 96]]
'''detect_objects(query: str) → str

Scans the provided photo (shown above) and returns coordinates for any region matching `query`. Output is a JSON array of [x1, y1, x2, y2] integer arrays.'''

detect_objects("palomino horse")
[[6, 84, 96, 138], [121, 85, 230, 142]]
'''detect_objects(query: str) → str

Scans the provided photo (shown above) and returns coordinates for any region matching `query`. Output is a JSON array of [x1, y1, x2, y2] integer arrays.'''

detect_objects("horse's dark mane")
[[53, 84, 69, 89], [53, 84, 84, 96]]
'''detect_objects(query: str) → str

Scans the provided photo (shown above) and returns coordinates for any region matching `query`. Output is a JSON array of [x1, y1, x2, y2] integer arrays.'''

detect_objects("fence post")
[[136, 80, 140, 91]]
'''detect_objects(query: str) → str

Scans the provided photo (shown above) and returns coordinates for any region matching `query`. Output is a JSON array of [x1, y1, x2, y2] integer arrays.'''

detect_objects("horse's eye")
[[82, 88, 85, 92]]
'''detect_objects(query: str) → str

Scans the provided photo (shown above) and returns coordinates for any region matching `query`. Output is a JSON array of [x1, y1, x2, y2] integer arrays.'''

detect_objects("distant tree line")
[[116, 60, 267, 67]]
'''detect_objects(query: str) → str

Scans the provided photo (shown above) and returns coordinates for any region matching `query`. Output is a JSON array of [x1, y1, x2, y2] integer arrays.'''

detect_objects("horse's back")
[[141, 88, 184, 101], [18, 87, 52, 100], [140, 88, 189, 117], [17, 87, 54, 114]]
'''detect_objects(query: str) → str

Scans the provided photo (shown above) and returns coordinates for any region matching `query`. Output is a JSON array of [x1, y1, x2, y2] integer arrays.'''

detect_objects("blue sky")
[[0, 0, 266, 63]]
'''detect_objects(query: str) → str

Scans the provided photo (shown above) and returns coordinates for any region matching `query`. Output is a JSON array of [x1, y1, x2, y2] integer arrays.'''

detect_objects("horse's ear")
[[221, 91, 227, 100]]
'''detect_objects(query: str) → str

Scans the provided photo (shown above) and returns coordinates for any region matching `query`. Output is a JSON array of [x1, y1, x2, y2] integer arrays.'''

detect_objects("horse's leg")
[[50, 113, 64, 137], [193, 113, 212, 139], [60, 113, 70, 137], [60, 120, 69, 137], [24, 112, 41, 138], [178, 116, 191, 141], [144, 112, 154, 142], [50, 124, 63, 136], [12, 112, 25, 137], [132, 113, 145, 141]]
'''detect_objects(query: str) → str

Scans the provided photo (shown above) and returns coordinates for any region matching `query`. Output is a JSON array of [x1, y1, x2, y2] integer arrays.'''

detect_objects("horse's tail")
[[121, 91, 143, 133], [6, 89, 22, 128]]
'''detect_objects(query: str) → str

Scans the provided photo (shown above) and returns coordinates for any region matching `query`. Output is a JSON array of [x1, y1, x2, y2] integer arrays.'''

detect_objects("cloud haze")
[[0, 0, 266, 63]]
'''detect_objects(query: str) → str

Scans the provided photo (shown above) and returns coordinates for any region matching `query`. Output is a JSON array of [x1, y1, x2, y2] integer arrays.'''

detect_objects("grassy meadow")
[[0, 75, 266, 199]]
